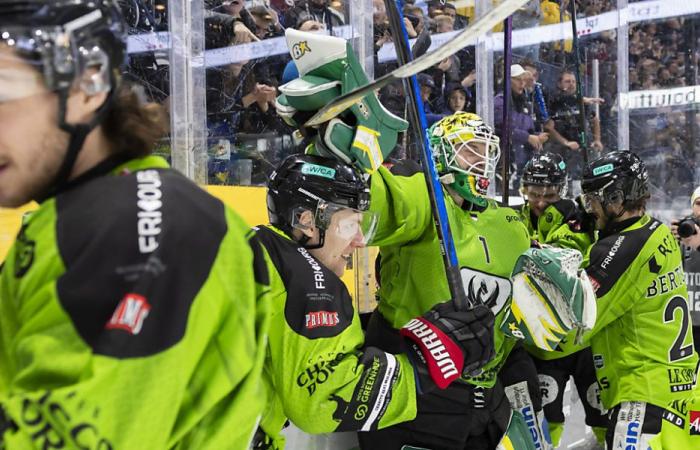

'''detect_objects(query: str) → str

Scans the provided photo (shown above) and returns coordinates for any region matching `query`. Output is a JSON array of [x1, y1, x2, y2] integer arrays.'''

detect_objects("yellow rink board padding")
[[0, 185, 358, 299]]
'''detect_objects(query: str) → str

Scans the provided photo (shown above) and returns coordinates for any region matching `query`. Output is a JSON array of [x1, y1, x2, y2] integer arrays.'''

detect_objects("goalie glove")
[[276, 29, 408, 174], [400, 303, 495, 391], [501, 247, 597, 351]]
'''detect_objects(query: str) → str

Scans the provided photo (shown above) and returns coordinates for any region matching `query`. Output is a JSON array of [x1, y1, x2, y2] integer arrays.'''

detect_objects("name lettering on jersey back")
[[646, 264, 685, 298], [297, 247, 326, 289], [601, 235, 625, 270], [657, 233, 679, 257], [136, 170, 163, 254]]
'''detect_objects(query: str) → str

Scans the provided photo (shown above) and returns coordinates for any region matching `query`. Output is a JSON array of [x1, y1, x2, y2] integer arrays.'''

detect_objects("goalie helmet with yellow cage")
[[429, 112, 500, 207]]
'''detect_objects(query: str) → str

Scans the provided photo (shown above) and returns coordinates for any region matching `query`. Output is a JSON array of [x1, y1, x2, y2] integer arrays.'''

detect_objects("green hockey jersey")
[[519, 199, 596, 361], [370, 162, 531, 387], [584, 215, 699, 410], [255, 226, 416, 449], [0, 156, 270, 449], [649, 384, 700, 449]]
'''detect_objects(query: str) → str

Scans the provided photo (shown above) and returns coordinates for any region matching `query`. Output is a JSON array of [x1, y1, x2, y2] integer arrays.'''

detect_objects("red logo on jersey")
[[305, 311, 339, 329], [106, 293, 151, 335], [588, 275, 601, 292], [690, 410, 700, 435]]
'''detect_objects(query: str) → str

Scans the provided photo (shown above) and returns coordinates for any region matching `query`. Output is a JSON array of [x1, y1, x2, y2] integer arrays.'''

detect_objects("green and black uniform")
[[254, 225, 416, 449], [519, 200, 608, 445], [584, 215, 699, 448], [359, 162, 531, 449], [0, 156, 270, 450]]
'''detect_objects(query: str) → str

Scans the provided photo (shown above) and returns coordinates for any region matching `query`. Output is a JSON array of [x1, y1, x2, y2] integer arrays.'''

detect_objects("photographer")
[[545, 69, 603, 185], [671, 187, 700, 354]]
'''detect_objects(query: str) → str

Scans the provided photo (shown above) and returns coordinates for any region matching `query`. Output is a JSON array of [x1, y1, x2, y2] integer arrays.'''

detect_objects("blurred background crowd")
[[118, 0, 700, 202]]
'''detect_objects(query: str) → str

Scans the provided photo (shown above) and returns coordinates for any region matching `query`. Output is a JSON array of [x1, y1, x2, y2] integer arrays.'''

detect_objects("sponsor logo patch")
[[301, 163, 336, 179], [690, 410, 700, 435], [305, 310, 340, 329], [667, 368, 695, 393], [291, 40, 311, 59], [106, 293, 151, 335], [592, 163, 614, 176]]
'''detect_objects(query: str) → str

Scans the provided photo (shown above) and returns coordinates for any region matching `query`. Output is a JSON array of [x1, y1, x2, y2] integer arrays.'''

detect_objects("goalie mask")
[[275, 29, 408, 173], [267, 154, 378, 250], [429, 112, 500, 207]]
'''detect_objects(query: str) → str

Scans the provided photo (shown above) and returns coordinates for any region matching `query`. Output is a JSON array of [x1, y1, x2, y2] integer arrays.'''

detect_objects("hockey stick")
[[569, 0, 589, 165], [383, 0, 469, 310], [304, 0, 530, 128], [501, 16, 513, 206]]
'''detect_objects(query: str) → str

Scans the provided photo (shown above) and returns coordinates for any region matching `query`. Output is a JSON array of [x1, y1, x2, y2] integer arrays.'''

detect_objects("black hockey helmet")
[[0, 0, 127, 192], [267, 154, 377, 249], [581, 150, 649, 211], [0, 0, 126, 95], [521, 152, 568, 194]]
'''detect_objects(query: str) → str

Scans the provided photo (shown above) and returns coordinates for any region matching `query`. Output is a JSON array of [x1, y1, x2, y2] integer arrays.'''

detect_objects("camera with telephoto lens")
[[677, 216, 700, 238]]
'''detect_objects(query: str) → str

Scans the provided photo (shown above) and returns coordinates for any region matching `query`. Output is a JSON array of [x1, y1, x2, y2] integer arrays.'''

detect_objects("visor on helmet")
[[292, 201, 378, 245], [0, 8, 115, 102]]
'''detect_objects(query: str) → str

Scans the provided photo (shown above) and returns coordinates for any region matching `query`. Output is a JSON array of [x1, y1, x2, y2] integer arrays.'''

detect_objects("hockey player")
[[0, 1, 270, 448], [253, 153, 496, 448], [275, 29, 595, 450], [518, 153, 608, 446], [580, 150, 699, 448]]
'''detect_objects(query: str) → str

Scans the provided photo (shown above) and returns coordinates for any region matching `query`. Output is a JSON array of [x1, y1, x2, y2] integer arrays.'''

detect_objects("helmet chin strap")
[[298, 229, 326, 250], [37, 83, 116, 201]]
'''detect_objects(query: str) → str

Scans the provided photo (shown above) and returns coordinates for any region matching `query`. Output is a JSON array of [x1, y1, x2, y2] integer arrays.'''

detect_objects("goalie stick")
[[304, 0, 530, 128], [383, 0, 469, 310]]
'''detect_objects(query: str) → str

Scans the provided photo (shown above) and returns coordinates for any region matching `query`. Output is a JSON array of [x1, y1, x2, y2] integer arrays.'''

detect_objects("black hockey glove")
[[553, 198, 596, 233], [400, 302, 495, 392]]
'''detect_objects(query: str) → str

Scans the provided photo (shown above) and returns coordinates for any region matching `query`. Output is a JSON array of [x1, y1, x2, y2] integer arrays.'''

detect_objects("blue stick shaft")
[[385, 0, 469, 310]]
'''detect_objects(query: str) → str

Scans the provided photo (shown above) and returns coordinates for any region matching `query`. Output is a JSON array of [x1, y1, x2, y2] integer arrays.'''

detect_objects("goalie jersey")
[[369, 162, 531, 387]]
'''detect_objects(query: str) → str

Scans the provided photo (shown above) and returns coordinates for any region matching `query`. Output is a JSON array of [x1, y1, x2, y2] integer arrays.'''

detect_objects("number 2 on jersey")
[[664, 295, 693, 362]]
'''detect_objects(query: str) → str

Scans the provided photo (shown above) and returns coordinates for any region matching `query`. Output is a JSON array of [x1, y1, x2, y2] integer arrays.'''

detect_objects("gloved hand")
[[400, 302, 495, 391], [570, 197, 597, 233]]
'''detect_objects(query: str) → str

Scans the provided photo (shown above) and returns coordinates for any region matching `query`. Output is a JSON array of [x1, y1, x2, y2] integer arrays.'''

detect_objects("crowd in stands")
[[119, 0, 700, 196]]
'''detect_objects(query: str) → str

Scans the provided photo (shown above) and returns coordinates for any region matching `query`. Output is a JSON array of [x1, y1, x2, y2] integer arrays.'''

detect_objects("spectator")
[[417, 73, 444, 124], [283, 0, 344, 33], [248, 5, 284, 39], [494, 64, 548, 185], [442, 82, 471, 114], [545, 69, 604, 184], [441, 2, 468, 30], [521, 59, 550, 132], [433, 14, 454, 34], [670, 187, 700, 354]]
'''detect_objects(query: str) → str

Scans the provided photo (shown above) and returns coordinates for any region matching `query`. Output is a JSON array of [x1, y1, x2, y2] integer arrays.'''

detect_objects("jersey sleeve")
[[584, 227, 648, 334], [0, 168, 269, 449], [369, 162, 433, 246], [262, 254, 417, 437], [538, 200, 594, 259]]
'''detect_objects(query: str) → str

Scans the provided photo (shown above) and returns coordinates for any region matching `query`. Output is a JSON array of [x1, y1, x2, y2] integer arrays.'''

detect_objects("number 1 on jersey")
[[478, 236, 491, 264]]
